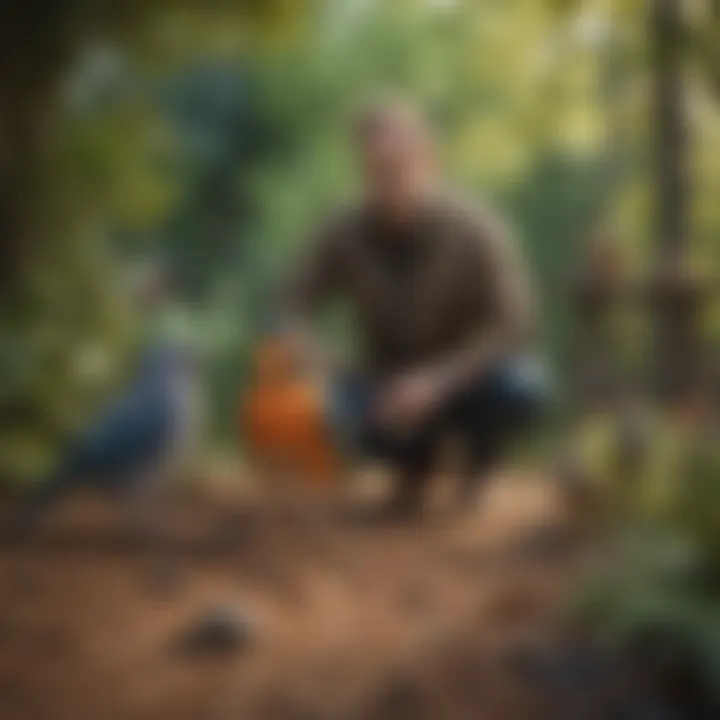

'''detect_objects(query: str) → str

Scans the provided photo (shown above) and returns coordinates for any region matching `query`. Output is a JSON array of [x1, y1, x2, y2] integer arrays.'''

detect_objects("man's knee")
[[457, 357, 550, 431]]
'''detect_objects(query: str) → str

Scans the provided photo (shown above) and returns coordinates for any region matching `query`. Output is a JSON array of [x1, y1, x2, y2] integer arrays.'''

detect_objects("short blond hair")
[[354, 96, 434, 146]]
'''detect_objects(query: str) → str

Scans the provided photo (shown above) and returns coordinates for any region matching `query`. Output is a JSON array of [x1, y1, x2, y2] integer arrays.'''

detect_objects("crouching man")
[[285, 100, 549, 518]]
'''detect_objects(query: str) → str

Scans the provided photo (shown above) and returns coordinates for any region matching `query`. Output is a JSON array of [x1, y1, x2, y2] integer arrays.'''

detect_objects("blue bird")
[[9, 340, 202, 540]]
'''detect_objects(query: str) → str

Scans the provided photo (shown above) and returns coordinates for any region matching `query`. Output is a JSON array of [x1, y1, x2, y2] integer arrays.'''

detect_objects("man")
[[286, 100, 547, 518]]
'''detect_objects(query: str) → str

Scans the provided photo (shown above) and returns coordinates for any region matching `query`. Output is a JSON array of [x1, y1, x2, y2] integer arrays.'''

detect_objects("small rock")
[[175, 604, 254, 655]]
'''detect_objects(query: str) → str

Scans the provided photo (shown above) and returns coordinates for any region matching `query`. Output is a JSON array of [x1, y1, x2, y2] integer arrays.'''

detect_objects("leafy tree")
[[0, 0, 306, 291], [0, 0, 308, 480]]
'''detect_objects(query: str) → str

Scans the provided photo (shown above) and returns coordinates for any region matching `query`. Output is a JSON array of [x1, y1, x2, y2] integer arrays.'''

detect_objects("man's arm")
[[374, 203, 535, 430], [283, 214, 346, 373], [433, 205, 534, 391]]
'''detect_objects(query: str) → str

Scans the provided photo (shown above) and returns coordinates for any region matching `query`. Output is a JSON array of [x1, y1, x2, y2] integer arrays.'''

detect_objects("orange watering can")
[[240, 335, 342, 492]]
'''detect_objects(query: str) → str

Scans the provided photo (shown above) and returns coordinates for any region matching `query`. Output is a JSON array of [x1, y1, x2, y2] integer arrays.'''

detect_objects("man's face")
[[359, 116, 434, 219]]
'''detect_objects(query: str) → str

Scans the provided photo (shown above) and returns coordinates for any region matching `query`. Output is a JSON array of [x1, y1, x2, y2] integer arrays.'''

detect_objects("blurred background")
[[2, 1, 720, 718], [6, 0, 720, 476]]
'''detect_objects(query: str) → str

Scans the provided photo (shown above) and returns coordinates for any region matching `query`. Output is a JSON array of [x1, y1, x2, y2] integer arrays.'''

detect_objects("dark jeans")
[[332, 357, 549, 488]]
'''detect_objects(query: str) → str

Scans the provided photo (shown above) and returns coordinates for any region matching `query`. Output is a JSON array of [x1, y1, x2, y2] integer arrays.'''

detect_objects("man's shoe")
[[374, 481, 426, 523]]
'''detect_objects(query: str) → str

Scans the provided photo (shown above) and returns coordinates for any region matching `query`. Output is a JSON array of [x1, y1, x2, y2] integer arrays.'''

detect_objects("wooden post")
[[570, 234, 625, 414], [647, 266, 708, 403], [650, 0, 696, 402], [652, 0, 687, 261]]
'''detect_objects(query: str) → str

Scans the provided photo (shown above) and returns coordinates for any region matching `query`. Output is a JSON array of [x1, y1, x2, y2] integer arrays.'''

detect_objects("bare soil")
[[0, 471, 583, 720]]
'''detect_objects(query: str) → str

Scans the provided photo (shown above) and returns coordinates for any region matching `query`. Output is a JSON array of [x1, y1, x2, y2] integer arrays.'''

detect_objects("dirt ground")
[[0, 471, 585, 720]]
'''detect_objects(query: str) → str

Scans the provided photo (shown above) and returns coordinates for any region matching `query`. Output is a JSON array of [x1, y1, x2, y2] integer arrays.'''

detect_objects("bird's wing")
[[62, 382, 174, 480]]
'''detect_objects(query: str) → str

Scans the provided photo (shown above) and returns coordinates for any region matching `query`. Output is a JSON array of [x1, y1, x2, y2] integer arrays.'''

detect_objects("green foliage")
[[0, 0, 308, 480], [670, 429, 720, 570], [5, 0, 720, 468], [570, 416, 720, 708]]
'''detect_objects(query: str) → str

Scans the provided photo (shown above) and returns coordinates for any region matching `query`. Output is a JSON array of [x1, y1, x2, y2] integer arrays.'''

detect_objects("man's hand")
[[373, 368, 450, 431]]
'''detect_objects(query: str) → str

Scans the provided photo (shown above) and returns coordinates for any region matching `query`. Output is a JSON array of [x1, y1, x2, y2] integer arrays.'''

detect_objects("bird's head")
[[139, 341, 199, 382]]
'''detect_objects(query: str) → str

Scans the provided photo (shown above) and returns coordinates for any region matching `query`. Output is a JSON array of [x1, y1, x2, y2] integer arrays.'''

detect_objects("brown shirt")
[[286, 193, 534, 376]]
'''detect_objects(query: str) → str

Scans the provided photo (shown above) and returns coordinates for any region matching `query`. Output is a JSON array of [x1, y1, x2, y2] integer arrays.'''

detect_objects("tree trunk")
[[0, 1, 70, 298], [651, 0, 692, 401]]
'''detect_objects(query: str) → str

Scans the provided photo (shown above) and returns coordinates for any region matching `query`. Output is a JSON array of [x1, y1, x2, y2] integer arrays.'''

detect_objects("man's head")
[[355, 99, 437, 221]]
